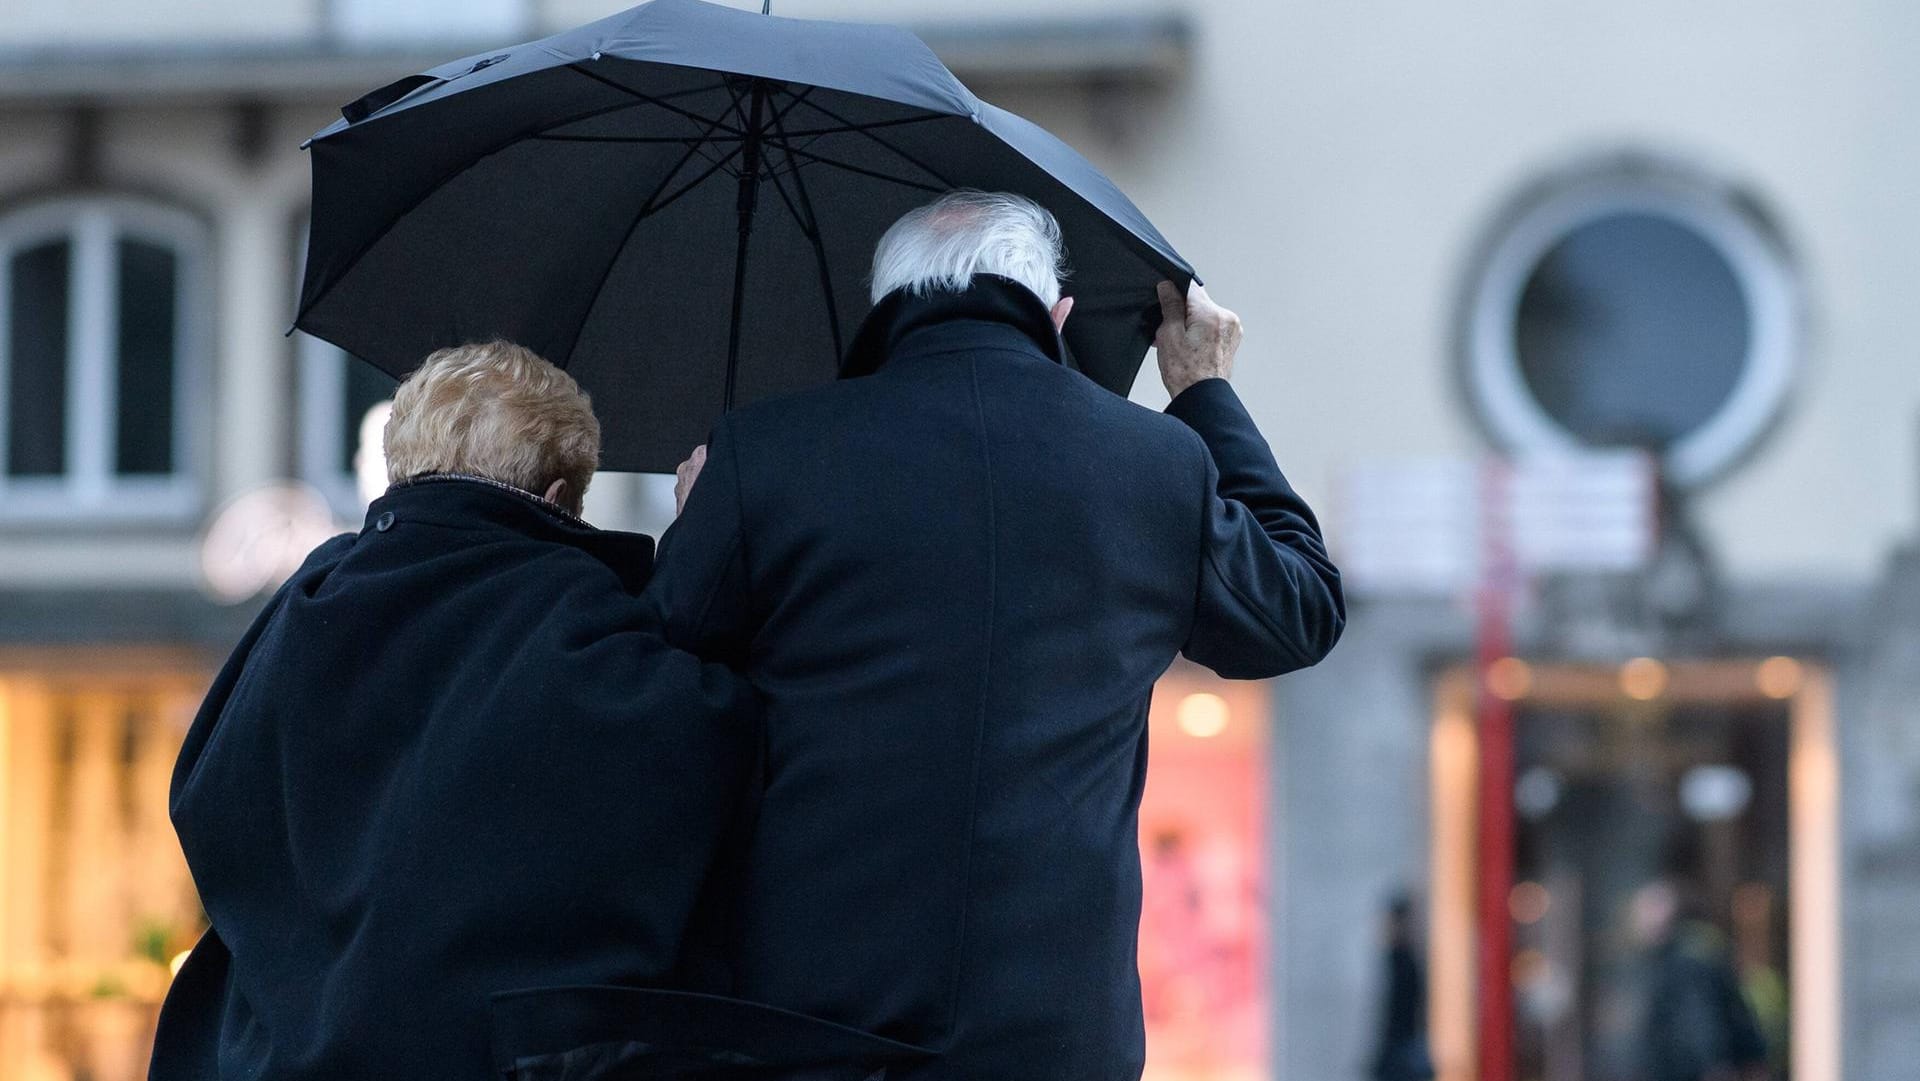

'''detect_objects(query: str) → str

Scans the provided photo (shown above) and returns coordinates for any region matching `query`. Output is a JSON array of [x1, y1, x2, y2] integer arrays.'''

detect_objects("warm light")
[[1485, 657, 1532, 700], [1509, 881, 1551, 925], [1510, 948, 1549, 986], [1756, 655, 1804, 700], [1176, 692, 1230, 738], [169, 949, 192, 978], [199, 483, 341, 604], [1619, 657, 1668, 700]]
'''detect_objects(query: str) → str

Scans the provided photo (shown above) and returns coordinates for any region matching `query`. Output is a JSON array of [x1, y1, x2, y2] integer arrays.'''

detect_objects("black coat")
[[644, 276, 1346, 1081], [151, 477, 929, 1081]]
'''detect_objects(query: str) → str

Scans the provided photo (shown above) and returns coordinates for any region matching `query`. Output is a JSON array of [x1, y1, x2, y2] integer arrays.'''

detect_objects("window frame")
[[1461, 160, 1801, 488], [0, 197, 210, 523]]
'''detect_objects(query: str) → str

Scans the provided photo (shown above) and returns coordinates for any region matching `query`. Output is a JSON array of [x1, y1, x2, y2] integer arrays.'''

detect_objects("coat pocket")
[[490, 986, 935, 1081]]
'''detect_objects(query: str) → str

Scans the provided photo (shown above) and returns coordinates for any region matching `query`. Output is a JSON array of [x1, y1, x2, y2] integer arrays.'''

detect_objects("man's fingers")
[[1155, 280, 1186, 328], [1186, 283, 1226, 326], [673, 444, 708, 516], [677, 446, 706, 475], [1187, 285, 1243, 342]]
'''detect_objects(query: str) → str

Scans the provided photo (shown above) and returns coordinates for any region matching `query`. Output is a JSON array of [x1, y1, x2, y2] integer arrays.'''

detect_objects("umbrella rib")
[[776, 95, 956, 189], [767, 84, 821, 127], [532, 133, 742, 144], [528, 80, 729, 137], [720, 72, 815, 138], [766, 141, 945, 194], [298, 84, 733, 325], [735, 86, 833, 162], [566, 63, 748, 138], [765, 96, 844, 361], [535, 130, 739, 174], [715, 78, 814, 151], [771, 114, 950, 139], [551, 104, 747, 368], [641, 142, 748, 217]]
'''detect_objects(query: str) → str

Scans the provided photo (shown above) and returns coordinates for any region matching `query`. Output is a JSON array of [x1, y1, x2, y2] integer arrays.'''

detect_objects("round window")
[[1460, 158, 1802, 487]]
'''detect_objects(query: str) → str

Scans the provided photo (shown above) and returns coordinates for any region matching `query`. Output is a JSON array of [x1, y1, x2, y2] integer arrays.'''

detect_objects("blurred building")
[[0, 2, 1916, 1080]]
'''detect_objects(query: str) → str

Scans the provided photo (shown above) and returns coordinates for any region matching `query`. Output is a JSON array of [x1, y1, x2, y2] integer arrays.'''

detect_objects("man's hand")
[[1154, 280, 1243, 399], [673, 445, 707, 517]]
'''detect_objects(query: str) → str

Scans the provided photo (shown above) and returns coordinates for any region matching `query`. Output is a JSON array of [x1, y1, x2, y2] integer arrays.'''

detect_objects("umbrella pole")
[[723, 80, 769, 412]]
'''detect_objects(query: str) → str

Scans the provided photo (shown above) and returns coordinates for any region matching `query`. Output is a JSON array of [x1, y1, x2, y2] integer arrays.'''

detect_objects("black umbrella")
[[296, 0, 1194, 472]]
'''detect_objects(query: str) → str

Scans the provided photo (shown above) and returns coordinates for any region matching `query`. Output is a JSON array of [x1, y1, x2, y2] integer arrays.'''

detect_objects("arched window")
[[0, 198, 209, 519]]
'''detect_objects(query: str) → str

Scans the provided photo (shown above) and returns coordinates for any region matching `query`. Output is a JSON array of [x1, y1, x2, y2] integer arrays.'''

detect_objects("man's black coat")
[[645, 275, 1346, 1081], [150, 478, 932, 1081]]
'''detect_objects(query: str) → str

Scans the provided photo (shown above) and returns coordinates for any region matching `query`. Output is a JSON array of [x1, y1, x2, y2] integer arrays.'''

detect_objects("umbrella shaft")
[[724, 80, 770, 412]]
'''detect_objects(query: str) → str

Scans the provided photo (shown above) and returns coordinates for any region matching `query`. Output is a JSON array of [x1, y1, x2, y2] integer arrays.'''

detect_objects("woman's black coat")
[[150, 478, 917, 1080]]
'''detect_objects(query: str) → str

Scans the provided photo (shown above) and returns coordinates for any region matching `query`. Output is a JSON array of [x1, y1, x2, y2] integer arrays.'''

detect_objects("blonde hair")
[[383, 340, 599, 512]]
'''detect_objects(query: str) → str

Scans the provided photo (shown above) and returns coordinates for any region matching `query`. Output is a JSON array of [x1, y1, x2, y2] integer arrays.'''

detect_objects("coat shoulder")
[[725, 375, 876, 435], [1046, 365, 1214, 471], [275, 531, 358, 599]]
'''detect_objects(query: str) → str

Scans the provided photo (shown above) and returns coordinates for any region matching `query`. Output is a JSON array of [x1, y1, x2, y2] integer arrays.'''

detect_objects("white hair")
[[869, 190, 1067, 307]]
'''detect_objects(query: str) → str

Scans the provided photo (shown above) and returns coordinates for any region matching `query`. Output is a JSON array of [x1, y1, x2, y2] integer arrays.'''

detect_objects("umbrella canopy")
[[296, 0, 1194, 472]]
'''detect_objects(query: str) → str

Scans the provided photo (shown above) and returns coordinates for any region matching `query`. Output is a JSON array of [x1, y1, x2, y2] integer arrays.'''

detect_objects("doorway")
[[1428, 660, 1838, 1081]]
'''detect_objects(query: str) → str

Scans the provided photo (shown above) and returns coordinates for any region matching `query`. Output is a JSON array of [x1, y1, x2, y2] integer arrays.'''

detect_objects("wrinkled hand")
[[1154, 280, 1243, 399], [673, 445, 707, 517]]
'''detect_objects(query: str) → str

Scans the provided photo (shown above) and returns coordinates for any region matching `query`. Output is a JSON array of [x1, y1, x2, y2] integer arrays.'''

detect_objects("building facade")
[[0, 2, 1916, 1080]]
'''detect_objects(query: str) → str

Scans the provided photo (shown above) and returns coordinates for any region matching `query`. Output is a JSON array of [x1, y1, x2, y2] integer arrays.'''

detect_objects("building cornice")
[[0, 15, 1191, 105]]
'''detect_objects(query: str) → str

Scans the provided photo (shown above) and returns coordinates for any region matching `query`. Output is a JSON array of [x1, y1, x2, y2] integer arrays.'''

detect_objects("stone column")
[[212, 194, 290, 505]]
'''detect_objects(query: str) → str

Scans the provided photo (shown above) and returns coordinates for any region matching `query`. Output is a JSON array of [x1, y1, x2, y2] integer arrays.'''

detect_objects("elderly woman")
[[150, 342, 767, 1080]]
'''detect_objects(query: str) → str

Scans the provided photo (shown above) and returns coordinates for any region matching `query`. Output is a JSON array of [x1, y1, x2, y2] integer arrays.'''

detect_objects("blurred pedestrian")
[[1370, 892, 1436, 1081], [1631, 879, 1770, 1081]]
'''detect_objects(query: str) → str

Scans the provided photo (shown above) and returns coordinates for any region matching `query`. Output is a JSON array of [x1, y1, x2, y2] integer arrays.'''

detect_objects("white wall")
[[0, 0, 316, 45], [982, 0, 1920, 584], [3, 0, 1917, 588]]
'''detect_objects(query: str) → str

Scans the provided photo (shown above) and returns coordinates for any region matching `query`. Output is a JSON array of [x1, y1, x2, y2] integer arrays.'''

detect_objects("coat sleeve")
[[643, 415, 758, 666], [1165, 378, 1345, 679]]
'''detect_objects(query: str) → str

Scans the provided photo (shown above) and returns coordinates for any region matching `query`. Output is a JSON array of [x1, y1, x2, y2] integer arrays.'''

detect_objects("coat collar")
[[368, 474, 655, 590], [840, 274, 1068, 379]]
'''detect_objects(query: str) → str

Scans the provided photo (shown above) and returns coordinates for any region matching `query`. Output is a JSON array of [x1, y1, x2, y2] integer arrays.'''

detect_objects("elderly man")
[[150, 342, 796, 1080], [649, 191, 1345, 1080]]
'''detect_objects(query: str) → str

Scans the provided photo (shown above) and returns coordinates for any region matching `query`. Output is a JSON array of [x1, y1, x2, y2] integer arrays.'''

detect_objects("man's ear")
[[543, 478, 570, 509], [1050, 296, 1074, 333]]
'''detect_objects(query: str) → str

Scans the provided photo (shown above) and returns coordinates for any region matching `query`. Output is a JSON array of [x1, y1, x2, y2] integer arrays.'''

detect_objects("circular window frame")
[[1459, 156, 1802, 488]]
